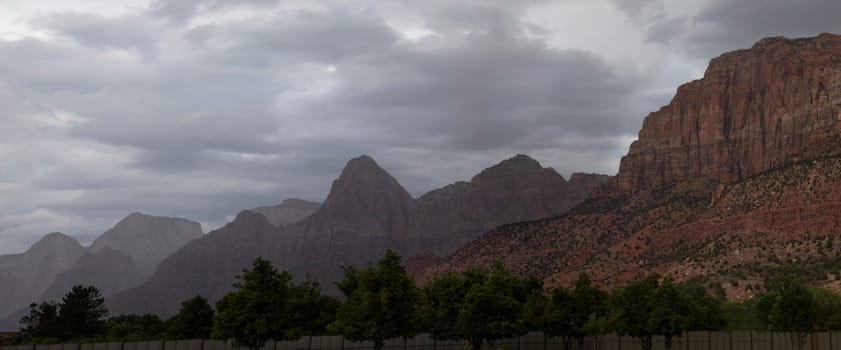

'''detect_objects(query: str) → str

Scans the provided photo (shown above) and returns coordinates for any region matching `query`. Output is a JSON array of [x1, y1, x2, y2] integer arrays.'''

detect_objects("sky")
[[1, 0, 841, 254]]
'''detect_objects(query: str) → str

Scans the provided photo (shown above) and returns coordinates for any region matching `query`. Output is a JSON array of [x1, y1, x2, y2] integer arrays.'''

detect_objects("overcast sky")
[[1, 0, 840, 254]]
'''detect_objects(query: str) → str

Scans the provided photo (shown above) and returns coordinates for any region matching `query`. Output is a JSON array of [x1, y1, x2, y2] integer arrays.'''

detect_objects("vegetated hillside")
[[426, 33, 841, 298], [108, 154, 608, 316]]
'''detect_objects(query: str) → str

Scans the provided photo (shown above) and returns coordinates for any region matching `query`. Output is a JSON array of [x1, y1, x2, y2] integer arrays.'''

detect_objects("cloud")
[[648, 0, 841, 61], [5, 0, 839, 254], [37, 12, 162, 56]]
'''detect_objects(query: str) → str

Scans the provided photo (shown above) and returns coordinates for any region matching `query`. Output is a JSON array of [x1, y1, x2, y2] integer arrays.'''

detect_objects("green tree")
[[612, 275, 697, 350], [330, 250, 418, 350], [648, 278, 689, 350], [212, 257, 299, 350], [809, 287, 841, 330], [107, 314, 166, 341], [611, 275, 659, 350], [19, 301, 60, 340], [421, 271, 477, 341], [167, 296, 215, 340], [763, 280, 815, 332], [680, 281, 725, 331], [286, 279, 340, 336], [55, 285, 108, 340], [543, 273, 609, 350], [457, 262, 528, 350], [757, 280, 816, 348]]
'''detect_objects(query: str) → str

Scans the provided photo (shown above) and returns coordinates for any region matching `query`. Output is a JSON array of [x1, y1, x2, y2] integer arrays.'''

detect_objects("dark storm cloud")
[[324, 40, 638, 151], [182, 7, 399, 66], [0, 0, 664, 253], [649, 0, 841, 61]]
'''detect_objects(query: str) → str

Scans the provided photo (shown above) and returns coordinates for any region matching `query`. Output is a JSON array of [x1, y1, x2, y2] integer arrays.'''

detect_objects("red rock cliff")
[[618, 33, 841, 191]]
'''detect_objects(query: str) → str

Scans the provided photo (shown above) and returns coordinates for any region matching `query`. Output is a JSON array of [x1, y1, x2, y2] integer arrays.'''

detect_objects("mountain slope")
[[108, 210, 279, 316], [109, 154, 607, 316], [427, 34, 841, 298], [250, 199, 321, 227], [0, 233, 86, 320], [90, 213, 204, 275]]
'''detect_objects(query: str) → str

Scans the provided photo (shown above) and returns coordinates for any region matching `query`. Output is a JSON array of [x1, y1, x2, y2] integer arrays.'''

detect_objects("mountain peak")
[[326, 155, 411, 202], [472, 154, 556, 181], [91, 213, 204, 276], [30, 232, 81, 251]]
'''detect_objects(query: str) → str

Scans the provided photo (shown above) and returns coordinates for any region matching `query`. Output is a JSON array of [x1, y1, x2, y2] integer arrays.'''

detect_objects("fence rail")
[[4, 331, 841, 350]]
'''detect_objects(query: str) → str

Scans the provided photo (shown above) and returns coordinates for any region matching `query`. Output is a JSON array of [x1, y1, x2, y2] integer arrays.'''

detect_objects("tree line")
[[8, 251, 841, 350]]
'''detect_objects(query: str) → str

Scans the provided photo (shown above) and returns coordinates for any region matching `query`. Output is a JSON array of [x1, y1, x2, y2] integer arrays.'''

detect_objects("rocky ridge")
[[617, 33, 841, 192], [108, 154, 608, 316], [250, 199, 321, 227], [426, 34, 841, 298], [90, 213, 204, 276]]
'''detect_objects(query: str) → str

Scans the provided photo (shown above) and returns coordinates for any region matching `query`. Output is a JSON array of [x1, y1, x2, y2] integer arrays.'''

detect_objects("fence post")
[[707, 331, 711, 350], [829, 330, 833, 350]]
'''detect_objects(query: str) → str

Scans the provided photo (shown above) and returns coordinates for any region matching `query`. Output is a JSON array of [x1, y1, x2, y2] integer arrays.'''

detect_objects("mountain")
[[0, 247, 148, 331], [0, 213, 204, 330], [250, 199, 321, 227], [420, 155, 610, 232], [108, 154, 608, 316], [90, 213, 204, 276], [424, 33, 841, 298], [617, 33, 841, 191], [39, 248, 146, 301], [108, 210, 281, 317], [0, 233, 86, 320]]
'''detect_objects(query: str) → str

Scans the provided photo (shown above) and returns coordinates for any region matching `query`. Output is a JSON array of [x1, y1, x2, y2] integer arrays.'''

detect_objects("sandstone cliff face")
[[425, 34, 841, 299], [618, 33, 841, 192], [0, 233, 86, 320], [90, 213, 204, 276], [250, 199, 321, 227]]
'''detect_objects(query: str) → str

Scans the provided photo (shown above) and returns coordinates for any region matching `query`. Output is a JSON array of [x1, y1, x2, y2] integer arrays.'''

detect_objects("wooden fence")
[[5, 331, 841, 350]]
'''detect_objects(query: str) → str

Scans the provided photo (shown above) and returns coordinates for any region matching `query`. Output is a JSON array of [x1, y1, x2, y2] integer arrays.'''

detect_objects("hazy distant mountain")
[[90, 213, 204, 276], [109, 154, 608, 316], [0, 233, 86, 320], [0, 247, 148, 331], [0, 213, 204, 330], [250, 199, 321, 227], [108, 210, 282, 317], [40, 247, 146, 301]]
